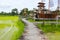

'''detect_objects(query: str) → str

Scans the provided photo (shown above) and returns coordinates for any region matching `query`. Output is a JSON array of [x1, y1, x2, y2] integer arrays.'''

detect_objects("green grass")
[[0, 16, 25, 40], [28, 19, 35, 22], [28, 18, 60, 22], [0, 16, 18, 21], [37, 24, 60, 40], [47, 32, 60, 40], [11, 20, 25, 40], [0, 24, 11, 29], [37, 24, 60, 33]]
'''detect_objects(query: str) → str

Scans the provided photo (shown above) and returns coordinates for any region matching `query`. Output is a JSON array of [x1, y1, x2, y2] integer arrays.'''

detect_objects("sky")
[[0, 0, 58, 12]]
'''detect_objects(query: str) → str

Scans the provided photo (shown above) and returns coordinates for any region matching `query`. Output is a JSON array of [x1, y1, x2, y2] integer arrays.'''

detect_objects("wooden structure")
[[35, 2, 57, 19]]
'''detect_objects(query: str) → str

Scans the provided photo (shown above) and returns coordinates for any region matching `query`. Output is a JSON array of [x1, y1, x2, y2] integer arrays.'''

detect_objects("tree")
[[20, 8, 29, 17], [11, 8, 18, 16]]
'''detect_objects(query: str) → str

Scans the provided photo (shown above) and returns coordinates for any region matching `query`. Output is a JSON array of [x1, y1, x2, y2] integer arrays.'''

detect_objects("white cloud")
[[0, 0, 58, 12]]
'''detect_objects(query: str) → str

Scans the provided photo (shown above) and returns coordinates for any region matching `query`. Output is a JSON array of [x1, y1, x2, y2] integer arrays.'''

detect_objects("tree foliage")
[[20, 8, 29, 16], [11, 8, 18, 16]]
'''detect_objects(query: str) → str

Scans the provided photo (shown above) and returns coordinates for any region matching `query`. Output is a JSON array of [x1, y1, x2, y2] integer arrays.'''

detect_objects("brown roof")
[[37, 5, 45, 7], [38, 2, 45, 4]]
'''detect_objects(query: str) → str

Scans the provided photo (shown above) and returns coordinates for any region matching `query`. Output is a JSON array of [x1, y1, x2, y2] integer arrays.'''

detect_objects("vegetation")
[[0, 8, 19, 16], [11, 20, 25, 40], [28, 18, 58, 22], [20, 8, 29, 17], [37, 24, 60, 40], [0, 7, 59, 40], [11, 8, 18, 16], [20, 8, 34, 18], [47, 32, 60, 40], [0, 16, 25, 40], [28, 17, 60, 40], [37, 24, 60, 33]]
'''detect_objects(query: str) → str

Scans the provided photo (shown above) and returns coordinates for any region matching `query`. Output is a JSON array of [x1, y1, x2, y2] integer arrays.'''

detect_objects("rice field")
[[0, 16, 24, 40]]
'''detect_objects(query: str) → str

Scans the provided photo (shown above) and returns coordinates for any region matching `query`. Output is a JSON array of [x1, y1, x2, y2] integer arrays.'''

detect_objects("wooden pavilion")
[[34, 1, 57, 20]]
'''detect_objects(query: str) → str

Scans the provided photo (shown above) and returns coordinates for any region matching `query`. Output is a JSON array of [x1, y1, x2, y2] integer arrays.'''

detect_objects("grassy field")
[[0, 16, 25, 40], [47, 32, 60, 40], [37, 24, 60, 40], [28, 18, 60, 22], [28, 18, 60, 40]]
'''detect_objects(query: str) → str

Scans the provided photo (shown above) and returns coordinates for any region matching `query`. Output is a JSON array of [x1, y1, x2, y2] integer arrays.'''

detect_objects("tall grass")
[[11, 20, 25, 40], [37, 24, 60, 33]]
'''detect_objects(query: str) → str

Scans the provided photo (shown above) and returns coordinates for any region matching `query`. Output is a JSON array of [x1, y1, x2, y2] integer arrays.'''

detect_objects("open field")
[[37, 24, 60, 40], [0, 16, 25, 40]]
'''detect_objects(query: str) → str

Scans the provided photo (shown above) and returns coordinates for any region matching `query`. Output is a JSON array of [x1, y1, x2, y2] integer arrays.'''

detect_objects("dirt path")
[[21, 18, 48, 40]]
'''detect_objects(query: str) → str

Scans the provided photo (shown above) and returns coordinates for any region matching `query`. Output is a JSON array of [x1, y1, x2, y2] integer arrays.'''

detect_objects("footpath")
[[20, 18, 48, 40]]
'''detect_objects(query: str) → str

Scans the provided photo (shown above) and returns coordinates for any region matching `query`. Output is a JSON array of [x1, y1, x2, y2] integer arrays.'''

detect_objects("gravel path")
[[21, 18, 48, 40]]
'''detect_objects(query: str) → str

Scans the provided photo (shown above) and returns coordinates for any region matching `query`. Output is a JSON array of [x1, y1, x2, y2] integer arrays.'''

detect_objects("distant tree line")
[[0, 8, 60, 16], [0, 8, 32, 16], [0, 8, 19, 16]]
